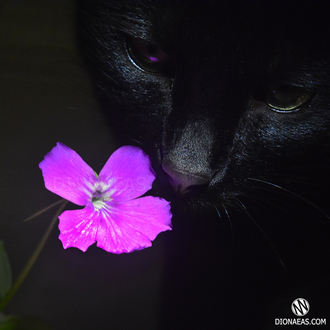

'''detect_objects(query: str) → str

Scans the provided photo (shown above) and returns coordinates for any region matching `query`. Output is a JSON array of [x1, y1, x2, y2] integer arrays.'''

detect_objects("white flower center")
[[91, 184, 114, 211], [92, 192, 106, 210]]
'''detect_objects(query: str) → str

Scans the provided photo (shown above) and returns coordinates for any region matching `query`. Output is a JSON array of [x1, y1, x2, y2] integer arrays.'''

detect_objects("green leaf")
[[0, 315, 53, 330], [0, 315, 17, 330], [0, 242, 12, 301]]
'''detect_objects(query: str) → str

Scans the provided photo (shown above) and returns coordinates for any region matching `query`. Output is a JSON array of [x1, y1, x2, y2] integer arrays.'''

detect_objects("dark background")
[[1, 1, 330, 330], [0, 1, 167, 329]]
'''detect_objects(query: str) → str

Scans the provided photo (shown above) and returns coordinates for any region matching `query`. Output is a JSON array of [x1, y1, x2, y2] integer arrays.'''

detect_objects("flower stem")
[[23, 199, 64, 222], [0, 200, 68, 313]]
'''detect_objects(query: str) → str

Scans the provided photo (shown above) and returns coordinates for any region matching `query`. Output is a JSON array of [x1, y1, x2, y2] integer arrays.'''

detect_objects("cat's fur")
[[78, 1, 330, 328]]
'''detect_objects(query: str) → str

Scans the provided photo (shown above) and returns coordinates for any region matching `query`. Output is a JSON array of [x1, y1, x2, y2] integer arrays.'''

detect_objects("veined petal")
[[58, 206, 99, 252], [118, 196, 172, 240], [96, 196, 172, 253], [98, 146, 155, 203], [39, 142, 97, 205], [96, 211, 152, 253]]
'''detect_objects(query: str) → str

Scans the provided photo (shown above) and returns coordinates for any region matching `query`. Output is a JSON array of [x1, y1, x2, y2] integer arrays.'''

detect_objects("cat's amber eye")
[[127, 37, 175, 76], [265, 84, 313, 112]]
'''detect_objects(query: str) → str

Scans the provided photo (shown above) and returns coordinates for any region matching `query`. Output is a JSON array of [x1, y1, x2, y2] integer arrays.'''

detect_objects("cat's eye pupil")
[[127, 37, 174, 76], [148, 45, 158, 59], [146, 45, 160, 62], [266, 83, 313, 112]]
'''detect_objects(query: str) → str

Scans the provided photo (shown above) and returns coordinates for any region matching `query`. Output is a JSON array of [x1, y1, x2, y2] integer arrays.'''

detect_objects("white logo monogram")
[[291, 298, 310, 317]]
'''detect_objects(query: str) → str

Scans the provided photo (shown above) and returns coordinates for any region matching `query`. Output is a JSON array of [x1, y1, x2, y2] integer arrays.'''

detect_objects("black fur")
[[78, 1, 330, 328]]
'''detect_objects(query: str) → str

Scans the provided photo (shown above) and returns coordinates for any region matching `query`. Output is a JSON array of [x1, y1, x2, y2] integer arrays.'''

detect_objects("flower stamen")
[[92, 190, 107, 210]]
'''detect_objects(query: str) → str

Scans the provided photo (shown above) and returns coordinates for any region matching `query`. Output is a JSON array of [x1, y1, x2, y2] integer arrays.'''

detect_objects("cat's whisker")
[[213, 204, 221, 220], [247, 177, 330, 220], [246, 193, 299, 220], [268, 173, 329, 192], [235, 197, 287, 274], [221, 203, 234, 245], [213, 203, 234, 245], [270, 172, 328, 183], [240, 193, 281, 220]]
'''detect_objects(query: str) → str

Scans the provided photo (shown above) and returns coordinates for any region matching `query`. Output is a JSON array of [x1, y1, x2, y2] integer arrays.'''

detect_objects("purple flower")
[[39, 143, 172, 253]]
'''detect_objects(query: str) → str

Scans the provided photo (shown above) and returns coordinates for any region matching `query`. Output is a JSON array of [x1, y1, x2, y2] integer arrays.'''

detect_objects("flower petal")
[[58, 206, 98, 252], [39, 142, 97, 205], [98, 146, 155, 203], [96, 196, 172, 253], [96, 211, 152, 254]]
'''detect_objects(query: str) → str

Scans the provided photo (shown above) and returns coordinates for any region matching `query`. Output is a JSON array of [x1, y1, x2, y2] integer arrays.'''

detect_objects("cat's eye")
[[127, 37, 175, 76], [265, 84, 313, 112]]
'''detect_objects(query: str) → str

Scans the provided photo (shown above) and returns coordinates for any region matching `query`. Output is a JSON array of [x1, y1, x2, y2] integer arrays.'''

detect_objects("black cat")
[[78, 1, 330, 328]]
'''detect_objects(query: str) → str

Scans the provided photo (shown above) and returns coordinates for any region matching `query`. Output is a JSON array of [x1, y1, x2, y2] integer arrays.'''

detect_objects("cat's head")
[[78, 0, 330, 214]]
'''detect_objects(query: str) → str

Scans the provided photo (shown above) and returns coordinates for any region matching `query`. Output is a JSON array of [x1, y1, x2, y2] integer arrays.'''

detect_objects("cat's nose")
[[162, 162, 210, 193]]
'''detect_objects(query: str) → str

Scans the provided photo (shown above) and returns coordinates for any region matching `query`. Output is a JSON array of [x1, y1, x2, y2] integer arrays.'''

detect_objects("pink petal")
[[39, 142, 97, 205], [96, 196, 172, 253], [58, 206, 98, 252], [96, 210, 152, 253], [98, 146, 155, 203]]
